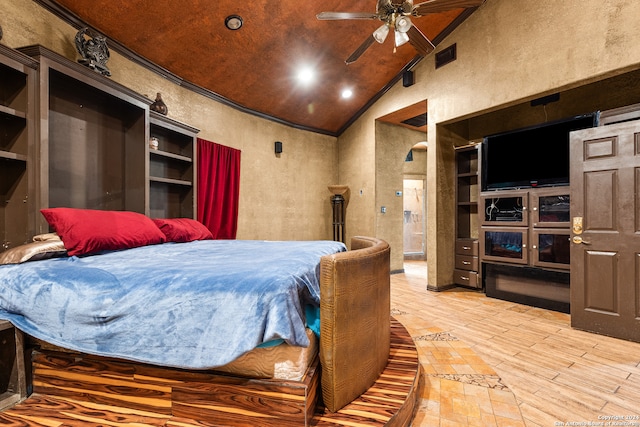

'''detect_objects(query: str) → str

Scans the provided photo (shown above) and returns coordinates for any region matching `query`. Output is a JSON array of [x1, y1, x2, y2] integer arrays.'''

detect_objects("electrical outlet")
[[381, 206, 386, 213]]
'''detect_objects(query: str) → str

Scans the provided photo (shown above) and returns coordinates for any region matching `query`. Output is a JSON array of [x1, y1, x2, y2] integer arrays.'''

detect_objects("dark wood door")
[[570, 120, 640, 342]]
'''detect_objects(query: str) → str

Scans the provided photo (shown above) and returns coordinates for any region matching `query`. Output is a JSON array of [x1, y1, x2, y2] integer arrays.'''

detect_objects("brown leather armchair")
[[319, 236, 391, 412]]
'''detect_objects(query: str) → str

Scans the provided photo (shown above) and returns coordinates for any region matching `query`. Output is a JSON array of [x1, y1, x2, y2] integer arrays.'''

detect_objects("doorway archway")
[[403, 142, 427, 260], [374, 100, 428, 272]]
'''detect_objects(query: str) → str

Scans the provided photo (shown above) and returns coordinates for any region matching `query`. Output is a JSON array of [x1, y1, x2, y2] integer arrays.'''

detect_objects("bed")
[[0, 208, 391, 423]]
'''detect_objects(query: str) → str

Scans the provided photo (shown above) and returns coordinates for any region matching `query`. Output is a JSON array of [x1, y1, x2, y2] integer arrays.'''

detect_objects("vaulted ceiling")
[[39, 0, 482, 136]]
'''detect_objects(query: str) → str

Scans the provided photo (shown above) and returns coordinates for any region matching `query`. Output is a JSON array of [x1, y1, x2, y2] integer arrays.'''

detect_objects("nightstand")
[[0, 320, 26, 410]]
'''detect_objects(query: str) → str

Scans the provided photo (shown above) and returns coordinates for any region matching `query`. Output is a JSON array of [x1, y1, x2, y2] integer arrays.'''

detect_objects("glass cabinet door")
[[531, 229, 570, 270], [481, 227, 528, 265], [481, 191, 528, 226], [531, 190, 570, 228]]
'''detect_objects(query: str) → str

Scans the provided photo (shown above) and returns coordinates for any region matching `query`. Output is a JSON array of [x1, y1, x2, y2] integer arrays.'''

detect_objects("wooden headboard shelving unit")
[[0, 44, 199, 251], [0, 45, 38, 250]]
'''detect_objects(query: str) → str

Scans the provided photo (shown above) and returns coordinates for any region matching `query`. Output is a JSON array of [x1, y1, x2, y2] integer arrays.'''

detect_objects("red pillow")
[[40, 208, 166, 256], [152, 218, 213, 243]]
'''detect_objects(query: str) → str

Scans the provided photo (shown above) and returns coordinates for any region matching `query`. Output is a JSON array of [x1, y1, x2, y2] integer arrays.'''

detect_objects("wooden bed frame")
[[17, 318, 420, 427], [16, 236, 398, 426]]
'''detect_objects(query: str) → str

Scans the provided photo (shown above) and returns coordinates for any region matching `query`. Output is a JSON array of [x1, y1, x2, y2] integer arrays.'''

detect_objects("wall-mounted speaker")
[[530, 93, 560, 106], [274, 141, 283, 154], [402, 70, 414, 87]]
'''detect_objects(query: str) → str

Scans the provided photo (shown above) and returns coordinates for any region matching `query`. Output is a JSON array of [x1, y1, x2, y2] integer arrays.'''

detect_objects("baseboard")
[[426, 283, 458, 292]]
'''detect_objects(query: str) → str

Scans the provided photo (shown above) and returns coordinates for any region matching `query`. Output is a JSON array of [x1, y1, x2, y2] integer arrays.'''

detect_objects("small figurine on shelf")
[[74, 27, 111, 76], [150, 92, 168, 115]]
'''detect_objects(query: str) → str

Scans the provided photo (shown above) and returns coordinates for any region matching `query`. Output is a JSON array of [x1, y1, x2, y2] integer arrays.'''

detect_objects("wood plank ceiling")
[[42, 0, 480, 136]]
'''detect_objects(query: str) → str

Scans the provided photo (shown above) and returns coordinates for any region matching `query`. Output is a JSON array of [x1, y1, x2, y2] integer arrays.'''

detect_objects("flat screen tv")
[[481, 113, 599, 191]]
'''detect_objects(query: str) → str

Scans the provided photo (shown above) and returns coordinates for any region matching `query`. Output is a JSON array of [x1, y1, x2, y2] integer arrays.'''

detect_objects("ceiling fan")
[[317, 0, 484, 64]]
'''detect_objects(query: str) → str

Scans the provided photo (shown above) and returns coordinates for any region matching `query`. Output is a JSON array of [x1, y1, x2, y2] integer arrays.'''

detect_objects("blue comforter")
[[0, 239, 345, 369]]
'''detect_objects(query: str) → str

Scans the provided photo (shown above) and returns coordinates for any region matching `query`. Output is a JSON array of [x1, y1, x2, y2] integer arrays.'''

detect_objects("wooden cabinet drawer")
[[455, 239, 478, 256], [453, 269, 479, 288], [455, 255, 478, 271]]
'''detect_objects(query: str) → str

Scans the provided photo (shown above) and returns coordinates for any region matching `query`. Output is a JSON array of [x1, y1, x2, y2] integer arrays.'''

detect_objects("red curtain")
[[197, 138, 241, 239]]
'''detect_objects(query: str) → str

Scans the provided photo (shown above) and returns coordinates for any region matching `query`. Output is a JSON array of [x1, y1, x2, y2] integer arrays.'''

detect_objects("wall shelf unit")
[[17, 45, 150, 233], [454, 144, 480, 289], [148, 112, 199, 219], [0, 45, 202, 241], [0, 44, 37, 251]]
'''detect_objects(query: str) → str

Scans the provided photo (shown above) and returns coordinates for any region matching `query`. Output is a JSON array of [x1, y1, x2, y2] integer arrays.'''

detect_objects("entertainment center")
[[456, 112, 599, 312]]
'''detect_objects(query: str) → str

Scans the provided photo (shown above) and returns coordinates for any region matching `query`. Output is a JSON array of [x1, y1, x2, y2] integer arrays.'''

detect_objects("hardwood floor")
[[395, 261, 640, 426]]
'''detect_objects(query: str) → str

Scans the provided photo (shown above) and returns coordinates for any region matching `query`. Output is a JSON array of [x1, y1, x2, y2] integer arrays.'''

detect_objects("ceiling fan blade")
[[316, 11, 380, 20], [345, 35, 376, 64], [407, 25, 435, 56], [412, 0, 484, 16]]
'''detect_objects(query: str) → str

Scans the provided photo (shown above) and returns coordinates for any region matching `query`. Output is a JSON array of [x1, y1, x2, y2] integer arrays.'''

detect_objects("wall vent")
[[435, 43, 457, 69], [401, 113, 427, 128]]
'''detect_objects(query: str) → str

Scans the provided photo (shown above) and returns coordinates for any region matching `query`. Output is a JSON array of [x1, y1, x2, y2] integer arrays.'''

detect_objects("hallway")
[[393, 261, 640, 426]]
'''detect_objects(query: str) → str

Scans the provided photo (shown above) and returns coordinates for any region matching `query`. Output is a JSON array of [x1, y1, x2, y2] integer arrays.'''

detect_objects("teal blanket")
[[0, 239, 345, 369]]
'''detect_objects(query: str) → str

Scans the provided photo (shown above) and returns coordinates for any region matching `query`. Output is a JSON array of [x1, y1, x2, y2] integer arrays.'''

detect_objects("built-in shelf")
[[0, 105, 26, 120], [0, 44, 36, 251], [0, 164, 26, 197], [454, 144, 480, 289], [149, 176, 193, 187], [0, 44, 202, 247], [148, 112, 199, 219], [0, 151, 27, 162], [457, 171, 476, 178], [150, 149, 193, 163]]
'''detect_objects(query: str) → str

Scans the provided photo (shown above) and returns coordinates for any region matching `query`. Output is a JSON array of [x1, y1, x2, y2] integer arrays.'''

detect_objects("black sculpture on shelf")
[[75, 27, 111, 76], [150, 92, 168, 115]]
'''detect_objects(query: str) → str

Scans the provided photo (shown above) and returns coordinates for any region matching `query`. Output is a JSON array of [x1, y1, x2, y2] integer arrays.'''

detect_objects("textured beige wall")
[[403, 148, 427, 178], [375, 123, 426, 271], [6, 0, 640, 270], [2, 0, 338, 241], [337, 0, 640, 286]]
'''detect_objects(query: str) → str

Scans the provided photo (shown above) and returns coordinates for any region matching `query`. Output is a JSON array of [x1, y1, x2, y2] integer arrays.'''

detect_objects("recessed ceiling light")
[[341, 89, 353, 99], [225, 15, 243, 30], [297, 67, 315, 85]]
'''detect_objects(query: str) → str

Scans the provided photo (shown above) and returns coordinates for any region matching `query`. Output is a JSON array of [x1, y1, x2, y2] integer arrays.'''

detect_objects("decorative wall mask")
[[74, 27, 111, 76]]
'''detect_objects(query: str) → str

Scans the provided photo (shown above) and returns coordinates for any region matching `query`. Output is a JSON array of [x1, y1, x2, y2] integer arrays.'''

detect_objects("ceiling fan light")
[[395, 30, 410, 47], [395, 16, 412, 33], [373, 24, 390, 44]]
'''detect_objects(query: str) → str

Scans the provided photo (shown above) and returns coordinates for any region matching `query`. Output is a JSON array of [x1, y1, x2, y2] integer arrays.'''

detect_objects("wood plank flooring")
[[396, 261, 640, 426]]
